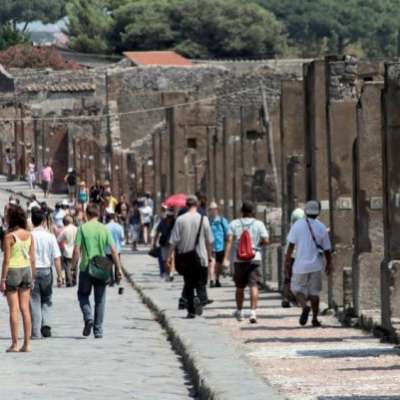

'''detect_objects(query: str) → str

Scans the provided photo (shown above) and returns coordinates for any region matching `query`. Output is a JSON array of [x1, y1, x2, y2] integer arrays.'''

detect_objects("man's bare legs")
[[235, 287, 244, 310], [250, 286, 258, 310]]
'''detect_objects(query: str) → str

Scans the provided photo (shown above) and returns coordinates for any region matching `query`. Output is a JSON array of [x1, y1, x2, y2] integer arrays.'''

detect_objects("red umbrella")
[[165, 193, 187, 209]]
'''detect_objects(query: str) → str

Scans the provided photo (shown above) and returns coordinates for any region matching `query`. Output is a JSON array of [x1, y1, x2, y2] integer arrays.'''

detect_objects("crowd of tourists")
[[151, 194, 332, 327], [0, 157, 332, 352], [0, 166, 156, 352]]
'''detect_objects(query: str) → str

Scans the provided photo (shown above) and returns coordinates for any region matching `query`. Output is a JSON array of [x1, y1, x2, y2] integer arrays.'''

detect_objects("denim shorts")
[[6, 267, 33, 292]]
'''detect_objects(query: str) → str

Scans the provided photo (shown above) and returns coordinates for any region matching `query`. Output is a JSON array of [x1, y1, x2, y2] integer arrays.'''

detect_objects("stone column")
[[353, 82, 384, 320], [326, 57, 358, 310], [381, 62, 400, 336]]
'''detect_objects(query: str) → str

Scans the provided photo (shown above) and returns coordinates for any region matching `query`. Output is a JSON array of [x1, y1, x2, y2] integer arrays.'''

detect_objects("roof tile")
[[123, 51, 193, 67]]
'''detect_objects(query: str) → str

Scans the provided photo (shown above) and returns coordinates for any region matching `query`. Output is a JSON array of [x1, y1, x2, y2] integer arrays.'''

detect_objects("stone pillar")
[[353, 82, 384, 319], [381, 62, 400, 336], [303, 60, 332, 306], [326, 58, 358, 309], [304, 60, 331, 215], [280, 80, 307, 240]]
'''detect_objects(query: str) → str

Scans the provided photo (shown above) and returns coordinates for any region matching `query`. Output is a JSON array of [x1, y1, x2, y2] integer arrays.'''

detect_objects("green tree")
[[109, 0, 287, 58], [257, 0, 400, 57], [0, 0, 66, 50], [110, 0, 176, 53], [0, 0, 66, 31], [172, 0, 287, 58], [0, 24, 28, 51], [65, 0, 113, 53]]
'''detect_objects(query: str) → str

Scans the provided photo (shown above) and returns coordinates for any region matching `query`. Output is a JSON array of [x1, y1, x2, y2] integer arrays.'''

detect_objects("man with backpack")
[[223, 201, 269, 324], [285, 200, 332, 327], [64, 168, 77, 203]]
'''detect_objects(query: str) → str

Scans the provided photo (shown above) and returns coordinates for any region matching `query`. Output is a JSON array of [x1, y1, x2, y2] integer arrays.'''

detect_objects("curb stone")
[[123, 263, 285, 400]]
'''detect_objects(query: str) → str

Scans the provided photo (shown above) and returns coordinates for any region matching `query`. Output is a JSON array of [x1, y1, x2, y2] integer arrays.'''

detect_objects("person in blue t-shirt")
[[105, 210, 125, 286], [208, 202, 229, 288]]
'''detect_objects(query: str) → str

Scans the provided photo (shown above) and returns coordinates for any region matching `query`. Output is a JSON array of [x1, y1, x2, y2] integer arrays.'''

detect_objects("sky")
[[22, 20, 65, 33]]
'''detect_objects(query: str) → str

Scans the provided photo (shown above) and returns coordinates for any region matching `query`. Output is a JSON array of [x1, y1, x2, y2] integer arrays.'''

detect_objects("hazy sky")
[[23, 20, 65, 33]]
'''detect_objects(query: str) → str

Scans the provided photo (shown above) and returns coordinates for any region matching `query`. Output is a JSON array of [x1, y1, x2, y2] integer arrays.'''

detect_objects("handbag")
[[148, 247, 160, 258], [81, 228, 113, 283], [175, 215, 204, 276]]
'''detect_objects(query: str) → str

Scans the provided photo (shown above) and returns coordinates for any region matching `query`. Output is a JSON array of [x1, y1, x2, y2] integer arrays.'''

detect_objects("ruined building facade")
[[2, 56, 400, 340]]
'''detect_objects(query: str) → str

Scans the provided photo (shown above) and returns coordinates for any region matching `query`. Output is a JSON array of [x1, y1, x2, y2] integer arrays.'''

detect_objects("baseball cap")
[[305, 201, 320, 216]]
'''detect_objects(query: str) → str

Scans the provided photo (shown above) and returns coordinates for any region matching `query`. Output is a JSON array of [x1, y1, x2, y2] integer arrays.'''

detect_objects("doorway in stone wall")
[[43, 123, 69, 194]]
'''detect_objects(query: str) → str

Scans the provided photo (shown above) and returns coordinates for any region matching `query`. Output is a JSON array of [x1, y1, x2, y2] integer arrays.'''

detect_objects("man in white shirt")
[[223, 201, 269, 324], [285, 200, 332, 327], [139, 201, 153, 245], [53, 202, 65, 228], [31, 208, 63, 339], [57, 215, 78, 287]]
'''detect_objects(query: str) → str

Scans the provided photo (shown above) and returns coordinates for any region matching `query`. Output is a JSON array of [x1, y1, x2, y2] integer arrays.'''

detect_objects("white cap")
[[305, 201, 320, 216], [209, 201, 218, 209], [62, 199, 70, 206], [68, 167, 73, 173]]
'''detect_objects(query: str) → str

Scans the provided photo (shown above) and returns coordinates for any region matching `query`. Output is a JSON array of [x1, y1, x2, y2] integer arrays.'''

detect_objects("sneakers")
[[249, 310, 257, 324], [83, 320, 93, 337], [209, 280, 215, 288], [215, 280, 222, 288], [234, 309, 244, 322]]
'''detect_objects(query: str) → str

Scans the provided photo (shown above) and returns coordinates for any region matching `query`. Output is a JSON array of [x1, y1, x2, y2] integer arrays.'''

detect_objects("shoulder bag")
[[175, 215, 204, 276], [305, 218, 325, 255], [81, 228, 113, 283]]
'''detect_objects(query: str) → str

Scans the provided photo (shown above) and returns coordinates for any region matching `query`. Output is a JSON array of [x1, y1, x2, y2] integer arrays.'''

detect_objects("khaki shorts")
[[291, 271, 322, 297]]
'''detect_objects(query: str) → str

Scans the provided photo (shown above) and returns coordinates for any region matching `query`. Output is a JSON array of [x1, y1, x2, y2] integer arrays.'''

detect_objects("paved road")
[[0, 269, 195, 399]]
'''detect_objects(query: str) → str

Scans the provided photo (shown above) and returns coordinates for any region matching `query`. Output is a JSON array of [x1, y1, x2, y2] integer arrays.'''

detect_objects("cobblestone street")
[[0, 258, 195, 400], [124, 252, 400, 400]]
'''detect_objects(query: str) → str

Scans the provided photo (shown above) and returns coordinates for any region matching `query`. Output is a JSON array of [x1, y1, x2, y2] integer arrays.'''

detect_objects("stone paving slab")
[[122, 251, 284, 400], [124, 251, 400, 400], [0, 270, 195, 399], [0, 178, 65, 209]]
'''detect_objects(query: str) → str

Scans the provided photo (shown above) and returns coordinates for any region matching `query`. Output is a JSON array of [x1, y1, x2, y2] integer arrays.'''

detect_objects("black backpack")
[[67, 173, 77, 186]]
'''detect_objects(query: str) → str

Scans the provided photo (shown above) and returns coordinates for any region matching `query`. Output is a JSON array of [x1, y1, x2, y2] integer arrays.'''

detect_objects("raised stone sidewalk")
[[123, 251, 400, 400]]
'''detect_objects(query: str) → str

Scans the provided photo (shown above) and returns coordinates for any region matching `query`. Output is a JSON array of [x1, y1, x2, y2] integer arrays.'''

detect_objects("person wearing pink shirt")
[[41, 162, 54, 198]]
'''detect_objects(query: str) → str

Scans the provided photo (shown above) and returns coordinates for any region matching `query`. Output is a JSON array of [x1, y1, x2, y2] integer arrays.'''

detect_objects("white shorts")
[[291, 271, 322, 297]]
